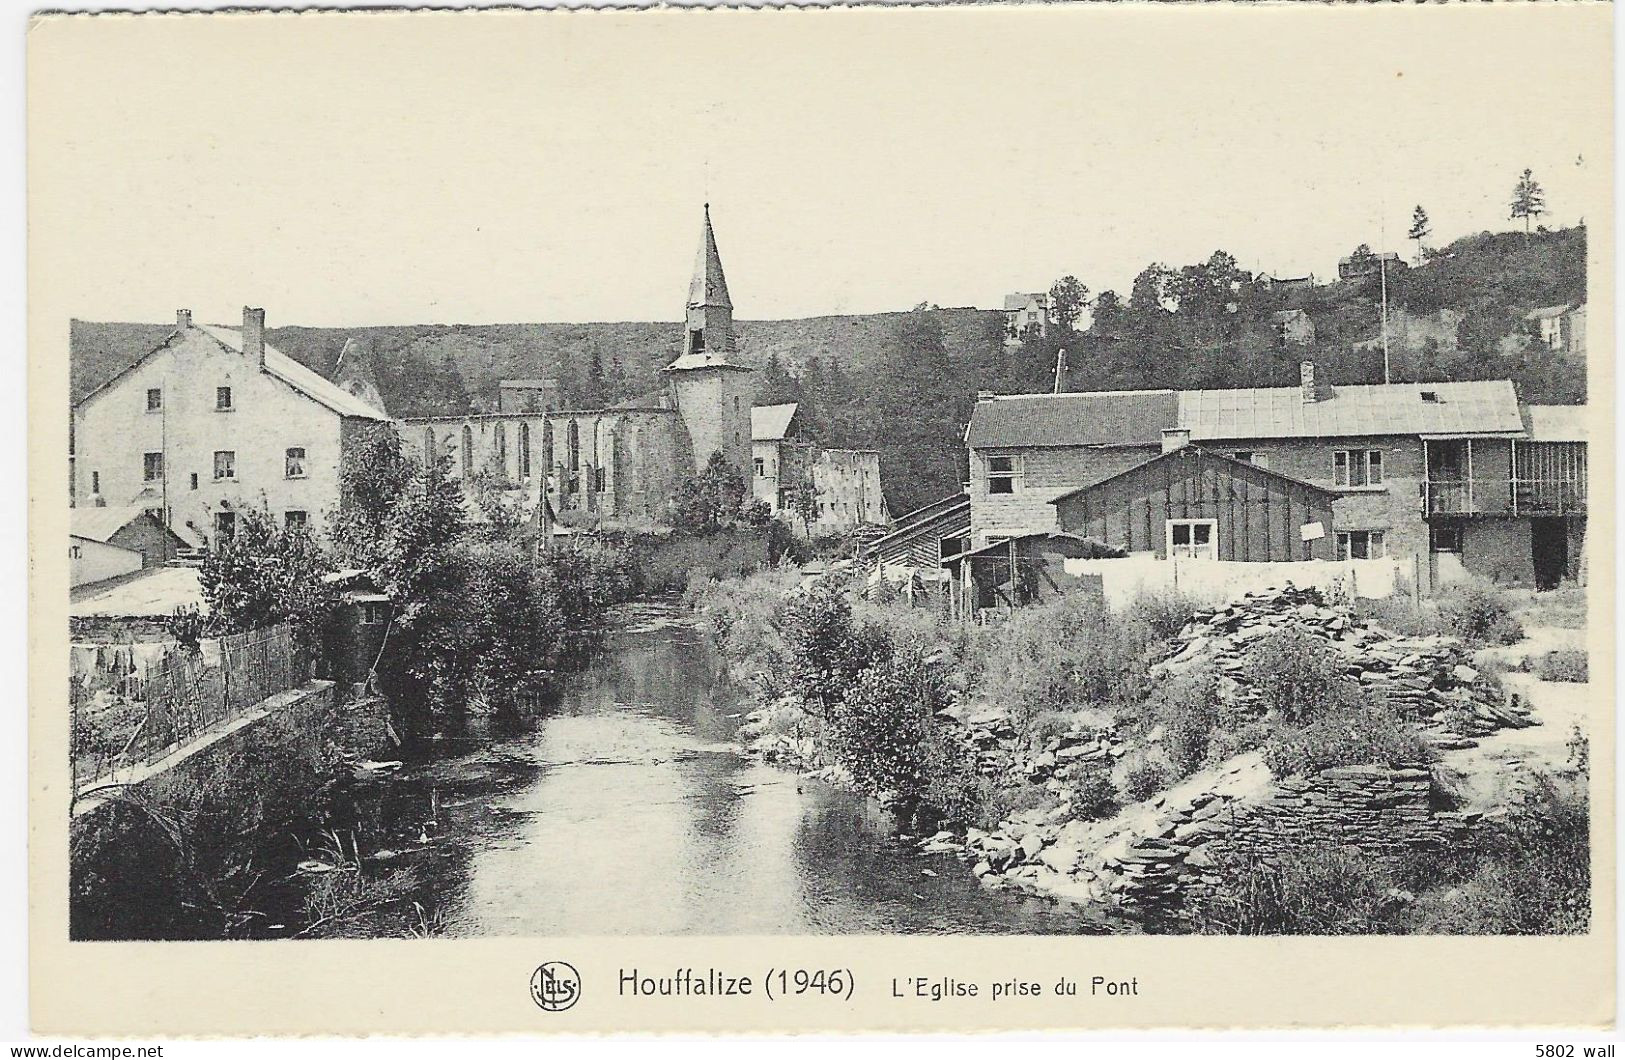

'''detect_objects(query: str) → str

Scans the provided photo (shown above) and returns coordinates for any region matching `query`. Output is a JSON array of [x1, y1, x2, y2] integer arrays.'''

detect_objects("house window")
[[1334, 449, 1383, 488], [689, 328, 705, 354], [285, 510, 308, 532], [285, 447, 307, 479], [986, 455, 1021, 495], [359, 601, 388, 626], [1337, 530, 1387, 560], [216, 386, 233, 411], [90, 471, 99, 494], [1430, 524, 1463, 553], [1167, 519, 1218, 560], [754, 457, 766, 477], [146, 388, 162, 412], [190, 473, 198, 490], [213, 510, 236, 544], [143, 452, 163, 482], [1232, 451, 1271, 470], [213, 450, 236, 480]]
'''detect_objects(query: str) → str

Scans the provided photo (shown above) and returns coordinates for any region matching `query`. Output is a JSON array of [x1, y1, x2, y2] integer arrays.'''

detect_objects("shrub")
[[1121, 587, 1206, 643], [1069, 771, 1120, 822], [976, 590, 1159, 736], [1537, 650, 1588, 683], [1434, 583, 1524, 647], [1145, 666, 1226, 778], [1243, 629, 1366, 723], [1191, 846, 1404, 935], [1521, 584, 1587, 630], [778, 586, 890, 718], [975, 781, 1053, 830], [1353, 595, 1434, 638], [1403, 779, 1589, 935], [1261, 703, 1431, 778], [1120, 761, 1171, 803]]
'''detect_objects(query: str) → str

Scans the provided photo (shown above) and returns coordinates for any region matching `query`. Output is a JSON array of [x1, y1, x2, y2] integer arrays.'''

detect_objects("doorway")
[[1532, 518, 1568, 591]]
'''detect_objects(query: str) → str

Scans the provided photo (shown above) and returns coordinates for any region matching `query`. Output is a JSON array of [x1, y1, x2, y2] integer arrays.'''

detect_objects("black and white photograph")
[[26, 1, 1613, 1038]]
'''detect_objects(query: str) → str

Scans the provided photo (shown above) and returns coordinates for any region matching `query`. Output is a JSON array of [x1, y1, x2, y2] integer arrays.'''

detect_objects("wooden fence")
[[71, 624, 311, 796]]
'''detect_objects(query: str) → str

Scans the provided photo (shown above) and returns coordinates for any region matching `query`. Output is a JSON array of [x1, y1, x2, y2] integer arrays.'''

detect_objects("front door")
[[1532, 518, 1568, 591]]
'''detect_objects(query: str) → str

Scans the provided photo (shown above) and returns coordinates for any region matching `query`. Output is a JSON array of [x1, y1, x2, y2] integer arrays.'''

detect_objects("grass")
[[1536, 650, 1589, 683]]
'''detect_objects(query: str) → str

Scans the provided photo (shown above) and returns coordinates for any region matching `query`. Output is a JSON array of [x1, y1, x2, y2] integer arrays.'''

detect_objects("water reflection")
[[375, 602, 1102, 936]]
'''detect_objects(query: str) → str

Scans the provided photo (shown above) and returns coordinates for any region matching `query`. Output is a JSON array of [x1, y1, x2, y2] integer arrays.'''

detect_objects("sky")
[[29, 5, 1612, 329]]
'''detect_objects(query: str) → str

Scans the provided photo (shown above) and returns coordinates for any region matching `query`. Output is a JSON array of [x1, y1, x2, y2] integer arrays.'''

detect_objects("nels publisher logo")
[[530, 961, 581, 1012]]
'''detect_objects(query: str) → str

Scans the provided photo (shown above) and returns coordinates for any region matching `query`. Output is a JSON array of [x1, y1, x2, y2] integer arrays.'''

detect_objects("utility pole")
[[160, 380, 171, 563], [1380, 255, 1391, 385]]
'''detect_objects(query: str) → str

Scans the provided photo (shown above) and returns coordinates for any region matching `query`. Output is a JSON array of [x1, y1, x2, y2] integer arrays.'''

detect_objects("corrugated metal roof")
[[1523, 404, 1588, 443], [752, 402, 799, 441], [1179, 380, 1523, 440], [196, 324, 390, 420], [965, 391, 1178, 449]]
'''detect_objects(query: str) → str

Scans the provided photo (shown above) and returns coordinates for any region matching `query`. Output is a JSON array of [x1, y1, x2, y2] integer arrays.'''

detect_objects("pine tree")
[[1408, 205, 1432, 261], [1511, 168, 1547, 238]]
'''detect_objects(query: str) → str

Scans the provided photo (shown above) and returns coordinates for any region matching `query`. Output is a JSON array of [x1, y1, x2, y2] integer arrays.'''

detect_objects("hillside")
[[68, 225, 1587, 517], [69, 309, 1006, 419]]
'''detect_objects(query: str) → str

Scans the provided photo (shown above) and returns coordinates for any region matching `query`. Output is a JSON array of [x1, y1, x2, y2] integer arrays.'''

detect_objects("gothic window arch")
[[520, 422, 532, 478], [461, 424, 473, 479], [568, 420, 581, 472], [423, 427, 434, 462]]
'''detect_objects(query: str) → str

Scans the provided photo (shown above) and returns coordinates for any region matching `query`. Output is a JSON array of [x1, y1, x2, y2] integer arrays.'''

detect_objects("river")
[[332, 601, 1106, 936]]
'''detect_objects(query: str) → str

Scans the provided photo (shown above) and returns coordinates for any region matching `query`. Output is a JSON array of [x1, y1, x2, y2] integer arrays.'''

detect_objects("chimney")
[[243, 306, 266, 367], [1300, 360, 1322, 403], [176, 308, 192, 329], [1161, 428, 1191, 453]]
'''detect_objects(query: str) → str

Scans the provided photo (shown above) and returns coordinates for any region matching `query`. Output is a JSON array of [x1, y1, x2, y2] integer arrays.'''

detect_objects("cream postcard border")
[[26, 4, 1617, 1035]]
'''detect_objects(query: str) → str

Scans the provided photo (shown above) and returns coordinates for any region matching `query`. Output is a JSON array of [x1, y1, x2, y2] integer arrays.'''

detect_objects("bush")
[[1145, 667, 1226, 778], [1353, 595, 1434, 638], [1121, 587, 1206, 643], [1243, 630, 1365, 723], [778, 586, 890, 718], [1261, 703, 1431, 778], [1191, 845, 1404, 935], [1434, 583, 1524, 647], [1069, 771, 1120, 822], [1402, 779, 1589, 935], [976, 590, 1161, 737], [1120, 761, 1170, 803], [1536, 650, 1588, 683]]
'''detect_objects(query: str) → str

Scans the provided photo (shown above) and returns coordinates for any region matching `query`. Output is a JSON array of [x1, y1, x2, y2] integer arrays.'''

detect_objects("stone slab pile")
[[1151, 586, 1534, 742]]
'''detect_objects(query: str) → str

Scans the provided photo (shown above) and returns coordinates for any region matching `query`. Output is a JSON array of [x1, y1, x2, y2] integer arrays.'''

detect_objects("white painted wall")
[[69, 536, 142, 588]]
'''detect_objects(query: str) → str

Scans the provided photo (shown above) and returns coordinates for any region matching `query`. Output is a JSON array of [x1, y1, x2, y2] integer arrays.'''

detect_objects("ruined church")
[[400, 206, 755, 529]]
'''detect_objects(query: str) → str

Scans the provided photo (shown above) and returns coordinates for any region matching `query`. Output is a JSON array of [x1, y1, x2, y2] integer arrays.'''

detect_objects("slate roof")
[[1178, 380, 1523, 440], [71, 506, 154, 543], [195, 324, 391, 420], [1522, 405, 1587, 443], [964, 391, 1179, 449], [751, 402, 799, 441]]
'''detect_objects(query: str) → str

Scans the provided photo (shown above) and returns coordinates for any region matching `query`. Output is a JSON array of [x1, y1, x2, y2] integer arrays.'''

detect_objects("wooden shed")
[[1050, 445, 1337, 562], [866, 492, 972, 569], [944, 532, 1121, 616]]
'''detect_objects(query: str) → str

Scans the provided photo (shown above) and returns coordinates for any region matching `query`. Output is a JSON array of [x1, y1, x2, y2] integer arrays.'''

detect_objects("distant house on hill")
[[1002, 292, 1050, 345], [1257, 273, 1317, 293], [1270, 309, 1316, 347], [1337, 250, 1407, 282], [1525, 303, 1587, 358]]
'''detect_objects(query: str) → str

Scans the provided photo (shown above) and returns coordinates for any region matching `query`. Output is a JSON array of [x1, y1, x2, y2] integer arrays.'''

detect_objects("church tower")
[[664, 204, 753, 480]]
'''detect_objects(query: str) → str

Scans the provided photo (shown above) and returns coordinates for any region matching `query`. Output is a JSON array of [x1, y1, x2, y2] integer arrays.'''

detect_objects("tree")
[[200, 507, 336, 648], [673, 451, 748, 533], [329, 427, 466, 604], [780, 460, 822, 538], [1511, 168, 1546, 238], [1408, 205, 1432, 262], [1048, 275, 1089, 333]]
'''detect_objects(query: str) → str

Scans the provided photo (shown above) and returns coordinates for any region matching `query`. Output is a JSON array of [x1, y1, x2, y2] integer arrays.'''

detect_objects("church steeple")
[[677, 203, 737, 361]]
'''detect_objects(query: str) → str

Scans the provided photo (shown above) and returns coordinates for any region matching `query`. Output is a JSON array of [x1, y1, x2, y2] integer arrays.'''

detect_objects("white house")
[[71, 307, 392, 549]]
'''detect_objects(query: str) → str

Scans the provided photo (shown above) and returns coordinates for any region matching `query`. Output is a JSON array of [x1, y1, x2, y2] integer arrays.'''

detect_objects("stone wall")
[[969, 443, 1157, 545], [1101, 764, 1474, 915]]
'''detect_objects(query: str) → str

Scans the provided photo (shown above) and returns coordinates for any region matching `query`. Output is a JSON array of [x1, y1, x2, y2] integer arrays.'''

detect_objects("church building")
[[401, 205, 755, 530]]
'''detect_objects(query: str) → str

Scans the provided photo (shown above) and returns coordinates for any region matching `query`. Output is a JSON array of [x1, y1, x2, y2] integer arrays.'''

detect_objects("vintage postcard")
[[27, 3, 1615, 1036]]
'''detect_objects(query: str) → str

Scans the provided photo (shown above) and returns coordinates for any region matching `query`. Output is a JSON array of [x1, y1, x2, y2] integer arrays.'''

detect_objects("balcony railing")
[[1424, 478, 1586, 518]]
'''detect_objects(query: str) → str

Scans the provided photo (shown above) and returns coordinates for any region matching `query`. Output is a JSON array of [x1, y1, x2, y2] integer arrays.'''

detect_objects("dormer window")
[[216, 386, 233, 411], [146, 388, 162, 412]]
